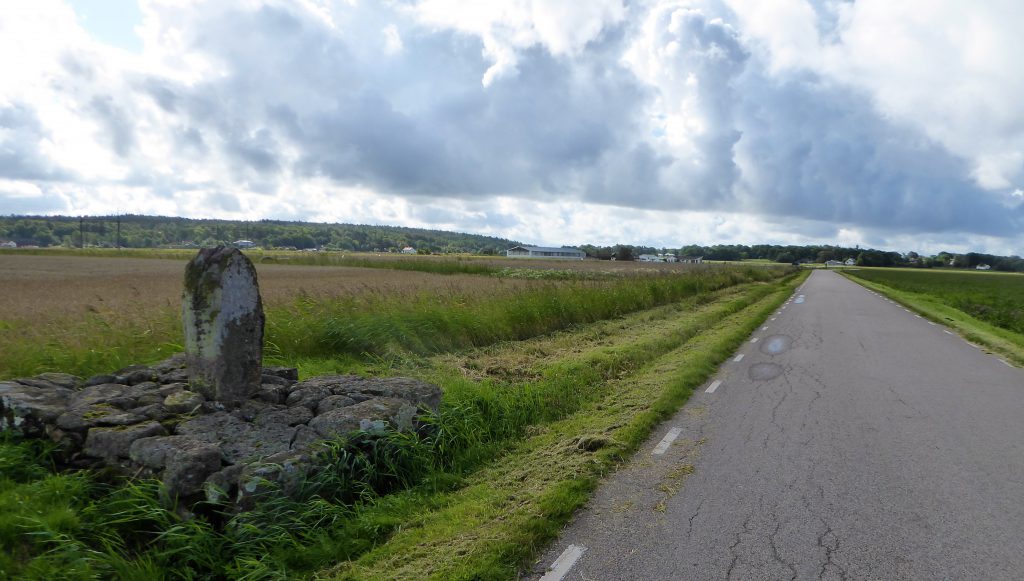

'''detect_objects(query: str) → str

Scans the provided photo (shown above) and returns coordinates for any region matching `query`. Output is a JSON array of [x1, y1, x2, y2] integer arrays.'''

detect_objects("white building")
[[506, 245, 586, 260], [0, 241, 16, 248], [825, 260, 843, 267], [401, 246, 416, 254], [638, 254, 663, 262], [976, 264, 991, 270], [844, 258, 856, 266], [679, 256, 703, 264], [232, 240, 256, 249]]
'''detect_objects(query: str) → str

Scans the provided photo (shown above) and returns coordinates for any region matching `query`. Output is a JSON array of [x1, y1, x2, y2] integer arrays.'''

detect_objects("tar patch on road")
[[748, 362, 784, 381], [760, 334, 793, 355]]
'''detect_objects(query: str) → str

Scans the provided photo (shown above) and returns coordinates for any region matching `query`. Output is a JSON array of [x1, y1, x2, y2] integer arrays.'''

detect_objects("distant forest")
[[0, 215, 519, 255], [1, 214, 1022, 272]]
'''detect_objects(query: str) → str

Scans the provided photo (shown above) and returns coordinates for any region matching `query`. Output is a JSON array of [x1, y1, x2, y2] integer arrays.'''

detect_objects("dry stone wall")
[[0, 356, 441, 504]]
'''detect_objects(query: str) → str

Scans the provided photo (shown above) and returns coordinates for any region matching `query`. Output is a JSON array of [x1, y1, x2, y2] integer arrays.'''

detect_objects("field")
[[844, 268, 1024, 334], [1, 250, 802, 579], [843, 268, 1024, 364]]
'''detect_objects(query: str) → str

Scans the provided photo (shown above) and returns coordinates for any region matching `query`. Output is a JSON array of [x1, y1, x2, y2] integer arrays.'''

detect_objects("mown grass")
[[1, 268, 801, 579], [842, 269, 1024, 366], [329, 273, 803, 579]]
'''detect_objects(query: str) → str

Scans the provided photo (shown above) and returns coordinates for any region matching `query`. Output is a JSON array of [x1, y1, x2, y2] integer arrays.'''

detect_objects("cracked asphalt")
[[529, 270, 1024, 580]]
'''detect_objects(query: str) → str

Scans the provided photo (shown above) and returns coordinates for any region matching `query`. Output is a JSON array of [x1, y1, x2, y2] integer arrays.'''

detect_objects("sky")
[[1, 1, 1023, 255]]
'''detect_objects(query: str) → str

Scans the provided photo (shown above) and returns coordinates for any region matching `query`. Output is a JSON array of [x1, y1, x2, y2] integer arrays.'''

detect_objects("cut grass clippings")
[[325, 271, 807, 579], [840, 272, 1024, 367]]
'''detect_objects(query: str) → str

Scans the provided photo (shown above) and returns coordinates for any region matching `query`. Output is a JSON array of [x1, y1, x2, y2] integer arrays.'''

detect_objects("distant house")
[[678, 256, 703, 264], [0, 241, 16, 248], [825, 260, 843, 267], [976, 263, 991, 270], [638, 254, 663, 262], [844, 258, 856, 266], [662, 254, 678, 263], [401, 246, 416, 254], [506, 245, 586, 260], [232, 240, 256, 249]]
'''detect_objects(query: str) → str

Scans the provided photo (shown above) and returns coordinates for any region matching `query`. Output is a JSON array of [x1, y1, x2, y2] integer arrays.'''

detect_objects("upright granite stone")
[[182, 247, 264, 407]]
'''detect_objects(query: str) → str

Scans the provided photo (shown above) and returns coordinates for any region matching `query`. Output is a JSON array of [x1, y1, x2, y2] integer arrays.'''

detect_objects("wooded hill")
[[0, 215, 519, 255]]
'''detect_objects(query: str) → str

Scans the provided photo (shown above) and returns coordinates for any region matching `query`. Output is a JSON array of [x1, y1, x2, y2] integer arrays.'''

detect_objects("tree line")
[[0, 215, 519, 255], [2, 215, 1022, 272]]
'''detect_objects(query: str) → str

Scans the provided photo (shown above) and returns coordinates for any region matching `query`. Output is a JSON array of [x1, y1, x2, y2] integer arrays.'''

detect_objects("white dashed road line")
[[751, 337, 760, 343], [734, 354, 745, 362], [653, 427, 684, 454], [705, 380, 723, 394], [944, 330, 955, 335], [540, 545, 587, 581]]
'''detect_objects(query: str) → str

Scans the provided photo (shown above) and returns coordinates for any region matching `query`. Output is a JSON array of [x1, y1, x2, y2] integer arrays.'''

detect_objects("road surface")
[[530, 269, 1024, 580]]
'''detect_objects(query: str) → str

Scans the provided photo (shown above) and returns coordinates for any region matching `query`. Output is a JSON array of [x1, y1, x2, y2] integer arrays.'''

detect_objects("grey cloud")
[[88, 95, 136, 157], [0, 103, 71, 181], [733, 71, 1022, 235]]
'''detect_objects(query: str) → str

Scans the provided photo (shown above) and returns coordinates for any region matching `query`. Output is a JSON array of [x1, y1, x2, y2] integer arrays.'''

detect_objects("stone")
[[315, 394, 357, 415], [85, 374, 118, 387], [175, 411, 295, 463], [254, 405, 312, 428], [68, 383, 145, 410], [0, 380, 73, 436], [204, 464, 245, 503], [115, 366, 159, 386], [287, 375, 441, 411], [262, 366, 299, 382], [56, 404, 147, 431], [182, 247, 264, 407], [259, 374, 292, 387], [152, 353, 187, 374], [308, 397, 420, 439], [163, 390, 205, 414], [256, 384, 288, 404], [35, 373, 82, 390], [129, 436, 223, 497], [84, 421, 168, 461], [238, 450, 313, 506]]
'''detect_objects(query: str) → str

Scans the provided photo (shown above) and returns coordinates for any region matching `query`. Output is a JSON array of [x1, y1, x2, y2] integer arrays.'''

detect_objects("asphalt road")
[[530, 269, 1024, 580]]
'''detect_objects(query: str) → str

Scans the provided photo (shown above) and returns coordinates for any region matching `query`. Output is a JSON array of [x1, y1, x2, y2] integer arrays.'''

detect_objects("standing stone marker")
[[182, 247, 264, 407]]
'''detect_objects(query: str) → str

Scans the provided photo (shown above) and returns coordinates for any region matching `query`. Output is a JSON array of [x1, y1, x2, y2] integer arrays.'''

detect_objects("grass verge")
[[840, 273, 1024, 366], [325, 272, 805, 579]]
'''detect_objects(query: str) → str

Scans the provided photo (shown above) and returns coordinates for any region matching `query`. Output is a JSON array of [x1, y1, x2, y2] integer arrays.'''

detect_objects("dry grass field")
[[0, 254, 536, 325]]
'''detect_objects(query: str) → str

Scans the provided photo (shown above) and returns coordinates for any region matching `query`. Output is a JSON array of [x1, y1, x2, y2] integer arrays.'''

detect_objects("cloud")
[[0, 0, 1022, 255]]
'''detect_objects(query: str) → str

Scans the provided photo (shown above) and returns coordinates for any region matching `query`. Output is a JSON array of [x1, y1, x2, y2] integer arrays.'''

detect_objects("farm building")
[[401, 246, 416, 254], [825, 260, 843, 267], [678, 256, 703, 264], [844, 258, 856, 266], [506, 245, 586, 260], [0, 241, 16, 248], [232, 240, 256, 249], [976, 264, 991, 270], [638, 254, 663, 262]]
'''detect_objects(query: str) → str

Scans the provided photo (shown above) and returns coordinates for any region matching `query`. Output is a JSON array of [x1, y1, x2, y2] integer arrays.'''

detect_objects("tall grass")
[[268, 267, 783, 361]]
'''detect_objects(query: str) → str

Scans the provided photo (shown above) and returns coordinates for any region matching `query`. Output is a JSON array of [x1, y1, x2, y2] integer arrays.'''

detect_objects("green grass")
[[842, 268, 1024, 366], [1, 268, 802, 579]]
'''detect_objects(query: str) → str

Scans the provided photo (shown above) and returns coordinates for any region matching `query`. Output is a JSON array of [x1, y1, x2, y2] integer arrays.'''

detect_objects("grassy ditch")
[[1, 271, 802, 579], [841, 269, 1024, 366], [328, 273, 803, 579]]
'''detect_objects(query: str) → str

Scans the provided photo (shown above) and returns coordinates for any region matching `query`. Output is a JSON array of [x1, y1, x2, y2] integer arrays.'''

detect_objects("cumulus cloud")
[[0, 0, 1022, 254]]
